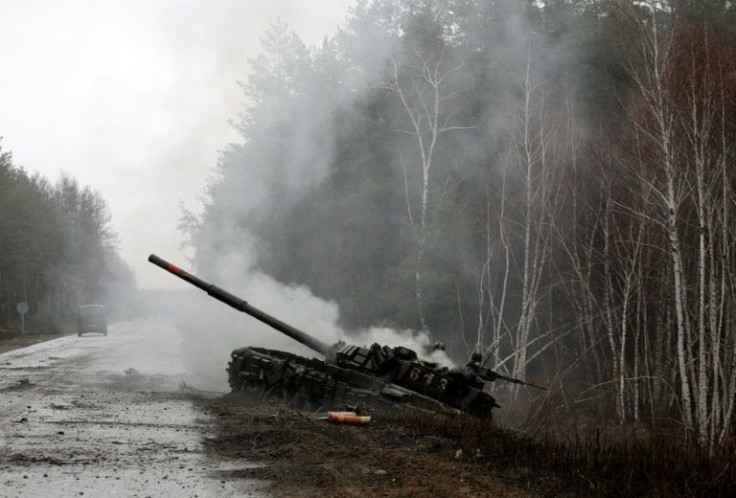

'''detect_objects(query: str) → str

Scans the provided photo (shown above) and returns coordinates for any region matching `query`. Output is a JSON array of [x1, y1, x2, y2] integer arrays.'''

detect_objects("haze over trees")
[[184, 0, 736, 448], [0, 144, 134, 332]]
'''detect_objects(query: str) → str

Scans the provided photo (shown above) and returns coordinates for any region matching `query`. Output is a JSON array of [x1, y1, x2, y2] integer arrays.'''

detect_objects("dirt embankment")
[[0, 333, 67, 354], [201, 396, 572, 498]]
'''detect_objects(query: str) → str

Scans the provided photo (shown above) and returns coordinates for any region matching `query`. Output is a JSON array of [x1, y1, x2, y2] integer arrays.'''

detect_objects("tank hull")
[[227, 346, 498, 418]]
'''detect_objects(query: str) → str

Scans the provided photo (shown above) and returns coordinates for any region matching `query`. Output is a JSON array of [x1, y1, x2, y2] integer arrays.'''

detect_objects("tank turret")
[[149, 254, 544, 418]]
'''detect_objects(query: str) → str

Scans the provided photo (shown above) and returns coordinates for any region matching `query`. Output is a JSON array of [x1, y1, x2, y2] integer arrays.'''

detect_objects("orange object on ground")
[[327, 411, 371, 425]]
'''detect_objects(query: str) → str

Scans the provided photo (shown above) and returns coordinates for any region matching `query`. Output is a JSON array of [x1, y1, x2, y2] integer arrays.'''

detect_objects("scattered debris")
[[5, 378, 34, 391], [203, 400, 542, 497]]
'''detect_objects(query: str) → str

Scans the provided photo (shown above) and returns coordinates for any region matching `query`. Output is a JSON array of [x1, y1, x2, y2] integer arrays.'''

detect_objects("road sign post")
[[17, 302, 28, 335]]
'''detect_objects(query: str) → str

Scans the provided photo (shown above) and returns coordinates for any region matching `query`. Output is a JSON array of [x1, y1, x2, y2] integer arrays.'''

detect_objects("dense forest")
[[0, 143, 135, 333], [184, 0, 736, 449]]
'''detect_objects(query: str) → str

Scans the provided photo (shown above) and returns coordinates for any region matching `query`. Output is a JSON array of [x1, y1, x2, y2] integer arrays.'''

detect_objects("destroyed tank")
[[149, 254, 544, 418]]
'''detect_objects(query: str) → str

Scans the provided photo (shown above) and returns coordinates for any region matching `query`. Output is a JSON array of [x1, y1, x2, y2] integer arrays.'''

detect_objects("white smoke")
[[349, 326, 455, 367], [173, 4, 490, 389]]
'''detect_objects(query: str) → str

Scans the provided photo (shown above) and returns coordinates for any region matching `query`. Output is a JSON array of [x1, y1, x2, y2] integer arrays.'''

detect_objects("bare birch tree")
[[504, 40, 560, 382], [623, 1, 736, 448], [387, 42, 470, 336]]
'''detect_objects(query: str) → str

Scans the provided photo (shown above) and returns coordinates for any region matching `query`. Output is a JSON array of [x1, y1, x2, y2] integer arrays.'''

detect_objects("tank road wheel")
[[261, 383, 295, 404], [233, 379, 261, 396]]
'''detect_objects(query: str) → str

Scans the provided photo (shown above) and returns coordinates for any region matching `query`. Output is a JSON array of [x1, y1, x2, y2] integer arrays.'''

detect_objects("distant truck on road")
[[76, 305, 107, 336]]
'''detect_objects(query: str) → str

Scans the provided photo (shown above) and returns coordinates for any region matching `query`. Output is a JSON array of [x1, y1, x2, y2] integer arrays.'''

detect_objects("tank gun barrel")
[[475, 366, 547, 390], [148, 254, 333, 357]]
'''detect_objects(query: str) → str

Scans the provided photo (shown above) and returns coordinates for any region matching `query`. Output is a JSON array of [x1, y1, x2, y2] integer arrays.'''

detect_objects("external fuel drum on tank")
[[148, 254, 544, 418]]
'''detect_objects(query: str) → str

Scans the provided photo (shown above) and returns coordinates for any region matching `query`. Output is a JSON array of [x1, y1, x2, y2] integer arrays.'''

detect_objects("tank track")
[[227, 347, 458, 412], [226, 346, 480, 415]]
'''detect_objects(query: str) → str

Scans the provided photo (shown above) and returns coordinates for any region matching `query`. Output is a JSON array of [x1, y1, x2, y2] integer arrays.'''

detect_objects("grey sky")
[[0, 0, 354, 289]]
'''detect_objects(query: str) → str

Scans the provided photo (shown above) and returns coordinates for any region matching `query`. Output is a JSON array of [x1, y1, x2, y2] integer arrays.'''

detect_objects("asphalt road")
[[0, 320, 264, 498]]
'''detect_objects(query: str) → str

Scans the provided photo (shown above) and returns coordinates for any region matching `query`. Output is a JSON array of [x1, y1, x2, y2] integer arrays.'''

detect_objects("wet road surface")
[[0, 320, 264, 497]]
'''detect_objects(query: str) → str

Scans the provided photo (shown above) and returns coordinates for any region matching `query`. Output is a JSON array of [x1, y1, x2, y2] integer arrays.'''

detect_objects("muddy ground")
[[199, 395, 572, 498]]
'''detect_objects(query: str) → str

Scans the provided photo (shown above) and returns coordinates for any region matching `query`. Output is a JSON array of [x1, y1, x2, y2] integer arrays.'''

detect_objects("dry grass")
[[382, 409, 736, 497]]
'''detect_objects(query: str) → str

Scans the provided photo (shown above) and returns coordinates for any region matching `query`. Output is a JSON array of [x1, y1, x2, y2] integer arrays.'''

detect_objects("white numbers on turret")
[[408, 367, 448, 392]]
